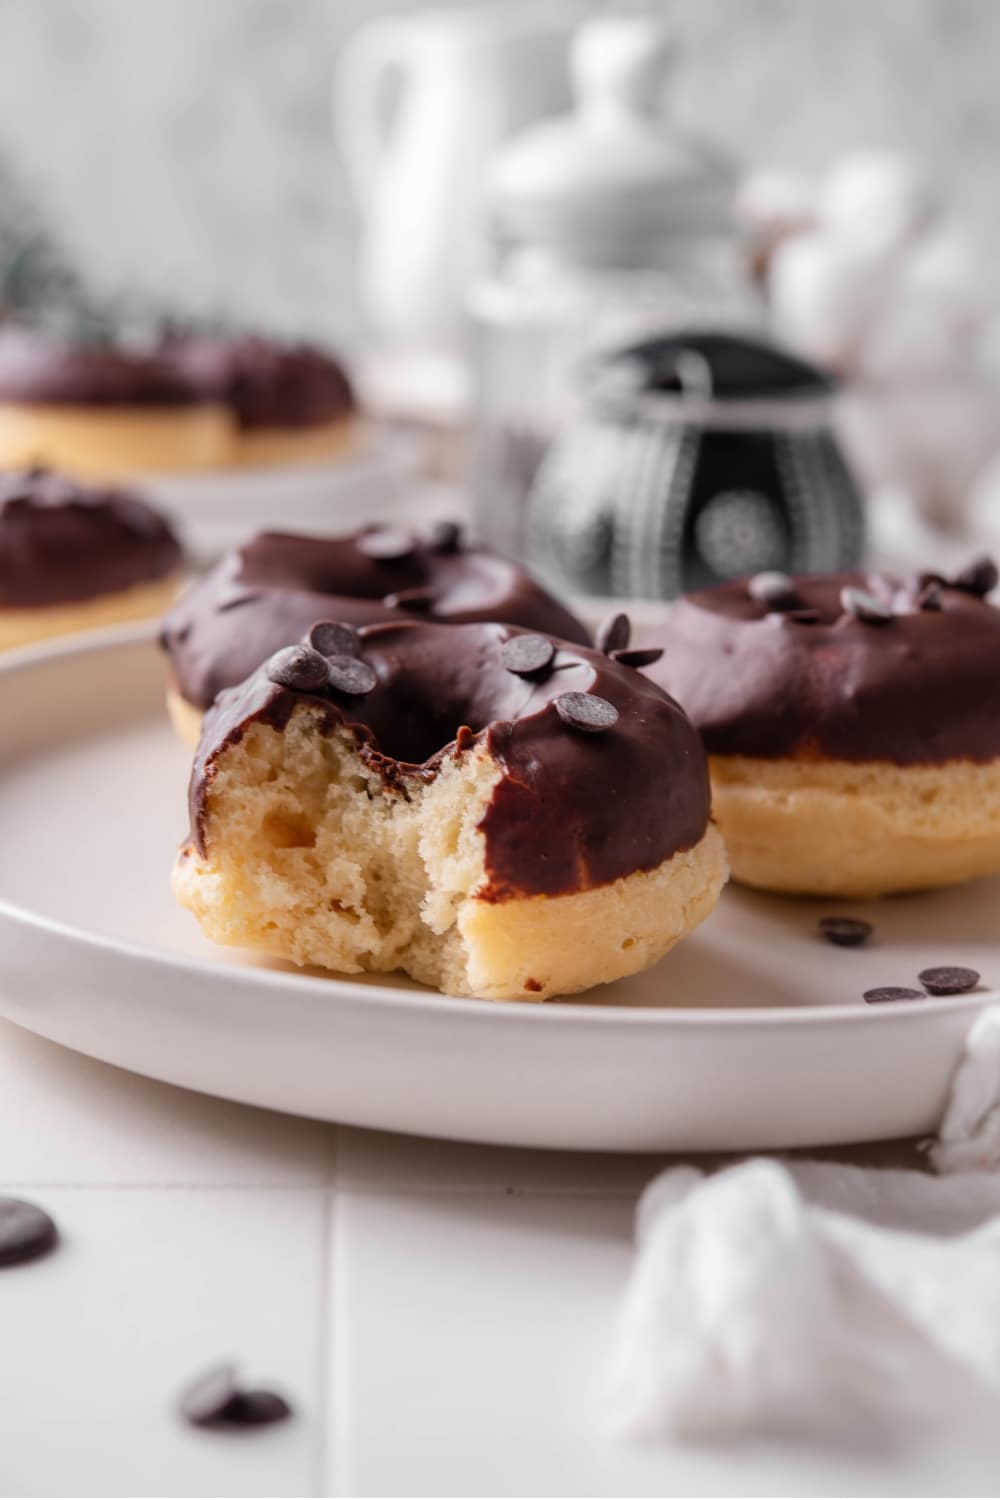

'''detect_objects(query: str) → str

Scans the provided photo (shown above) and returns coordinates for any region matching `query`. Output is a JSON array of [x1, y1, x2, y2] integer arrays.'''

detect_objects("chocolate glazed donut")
[[174, 620, 726, 1000], [160, 523, 592, 714], [637, 563, 1000, 897]]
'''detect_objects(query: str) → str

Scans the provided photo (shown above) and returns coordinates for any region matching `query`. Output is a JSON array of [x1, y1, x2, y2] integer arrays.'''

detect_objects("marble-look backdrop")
[[0, 0, 996, 345]]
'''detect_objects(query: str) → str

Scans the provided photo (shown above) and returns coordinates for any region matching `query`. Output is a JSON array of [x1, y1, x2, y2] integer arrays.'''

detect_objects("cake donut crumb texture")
[[174, 620, 726, 1000]]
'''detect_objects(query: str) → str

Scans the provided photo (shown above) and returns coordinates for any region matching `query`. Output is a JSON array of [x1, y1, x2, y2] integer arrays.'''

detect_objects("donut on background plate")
[[174, 620, 727, 1001], [0, 466, 183, 650], [638, 561, 1000, 897], [0, 323, 230, 477], [159, 522, 591, 746]]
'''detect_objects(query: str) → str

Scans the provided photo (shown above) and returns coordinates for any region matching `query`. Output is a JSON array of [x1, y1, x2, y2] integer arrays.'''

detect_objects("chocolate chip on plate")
[[748, 571, 798, 610], [178, 1362, 241, 1427], [554, 692, 619, 733], [840, 585, 894, 624], [224, 1390, 293, 1427], [424, 519, 462, 554], [819, 916, 873, 948], [610, 646, 665, 668], [863, 986, 925, 1005], [309, 621, 362, 658], [918, 965, 981, 996], [0, 1195, 58, 1267], [383, 586, 436, 612], [326, 655, 377, 696], [596, 613, 631, 655], [501, 634, 555, 677], [356, 527, 414, 562], [953, 555, 998, 597], [266, 645, 330, 693]]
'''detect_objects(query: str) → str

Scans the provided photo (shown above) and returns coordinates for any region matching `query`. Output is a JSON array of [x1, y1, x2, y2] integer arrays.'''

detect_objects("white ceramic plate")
[[135, 426, 426, 564], [0, 626, 996, 1152]]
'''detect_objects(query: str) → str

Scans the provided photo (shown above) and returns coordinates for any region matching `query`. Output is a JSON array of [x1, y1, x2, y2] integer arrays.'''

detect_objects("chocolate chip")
[[918, 965, 981, 996], [383, 586, 436, 612], [356, 527, 414, 562], [501, 635, 555, 677], [596, 613, 631, 655], [840, 586, 894, 624], [0, 1196, 58, 1267], [309, 621, 362, 658], [748, 571, 798, 610], [424, 519, 462, 554], [326, 656, 377, 696], [863, 987, 925, 1005], [819, 916, 873, 948], [554, 692, 619, 733], [783, 608, 821, 624], [178, 1362, 241, 1427], [609, 646, 665, 668], [267, 645, 330, 693], [953, 555, 998, 597], [224, 1390, 293, 1427]]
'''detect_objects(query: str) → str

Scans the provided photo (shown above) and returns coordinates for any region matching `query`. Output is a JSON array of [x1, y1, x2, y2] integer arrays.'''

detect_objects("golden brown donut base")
[[0, 573, 183, 652], [710, 753, 1000, 897], [173, 707, 727, 1001], [0, 401, 232, 477], [166, 686, 204, 748], [0, 403, 357, 476]]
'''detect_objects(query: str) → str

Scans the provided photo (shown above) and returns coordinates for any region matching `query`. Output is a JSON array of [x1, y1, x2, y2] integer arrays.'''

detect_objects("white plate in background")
[[0, 626, 994, 1151]]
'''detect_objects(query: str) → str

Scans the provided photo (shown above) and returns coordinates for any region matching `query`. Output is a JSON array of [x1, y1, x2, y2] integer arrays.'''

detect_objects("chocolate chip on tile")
[[840, 586, 894, 624], [383, 586, 436, 612], [0, 1196, 58, 1267], [309, 621, 362, 658], [863, 986, 925, 1005], [554, 691, 619, 732], [424, 519, 462, 554], [596, 613, 631, 655], [748, 571, 798, 610], [918, 965, 981, 996], [178, 1362, 241, 1427], [819, 916, 873, 948], [224, 1390, 293, 1426], [501, 634, 555, 677], [953, 555, 998, 597], [266, 645, 330, 692], [356, 527, 414, 562], [326, 656, 377, 696], [609, 646, 665, 668]]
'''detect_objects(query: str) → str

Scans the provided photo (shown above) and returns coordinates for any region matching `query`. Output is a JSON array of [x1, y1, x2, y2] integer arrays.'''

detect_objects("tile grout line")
[[313, 1128, 338, 1498]]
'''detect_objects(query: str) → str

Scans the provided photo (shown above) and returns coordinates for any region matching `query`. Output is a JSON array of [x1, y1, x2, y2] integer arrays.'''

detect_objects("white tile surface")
[[0, 1019, 334, 1186], [0, 1187, 327, 1498], [328, 1189, 1000, 1498]]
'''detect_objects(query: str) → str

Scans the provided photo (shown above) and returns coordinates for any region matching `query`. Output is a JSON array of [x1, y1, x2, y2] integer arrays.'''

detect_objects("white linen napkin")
[[605, 1008, 1000, 1445]]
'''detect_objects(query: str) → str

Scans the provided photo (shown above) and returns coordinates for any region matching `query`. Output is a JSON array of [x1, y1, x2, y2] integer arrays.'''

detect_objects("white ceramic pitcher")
[[332, 0, 590, 351]]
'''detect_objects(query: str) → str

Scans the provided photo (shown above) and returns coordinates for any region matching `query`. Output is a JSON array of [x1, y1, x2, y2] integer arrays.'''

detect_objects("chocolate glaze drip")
[[0, 468, 182, 607], [641, 570, 1000, 765], [188, 620, 711, 900], [0, 323, 205, 407], [161, 528, 592, 710], [158, 332, 355, 431]]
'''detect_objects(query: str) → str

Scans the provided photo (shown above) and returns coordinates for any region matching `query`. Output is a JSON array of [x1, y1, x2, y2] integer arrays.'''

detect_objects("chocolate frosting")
[[0, 323, 205, 407], [0, 467, 182, 607], [161, 527, 592, 710], [188, 620, 711, 899], [641, 570, 1000, 765], [158, 332, 355, 430]]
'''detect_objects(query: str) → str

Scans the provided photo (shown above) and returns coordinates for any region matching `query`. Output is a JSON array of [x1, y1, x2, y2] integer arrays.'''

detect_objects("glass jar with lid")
[[467, 9, 760, 558]]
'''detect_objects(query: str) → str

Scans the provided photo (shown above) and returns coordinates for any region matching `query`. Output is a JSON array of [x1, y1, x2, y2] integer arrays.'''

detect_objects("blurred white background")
[[0, 0, 998, 344]]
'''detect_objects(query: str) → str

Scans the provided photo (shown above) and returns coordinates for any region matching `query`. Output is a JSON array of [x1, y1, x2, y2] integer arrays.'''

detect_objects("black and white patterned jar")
[[525, 331, 865, 599]]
